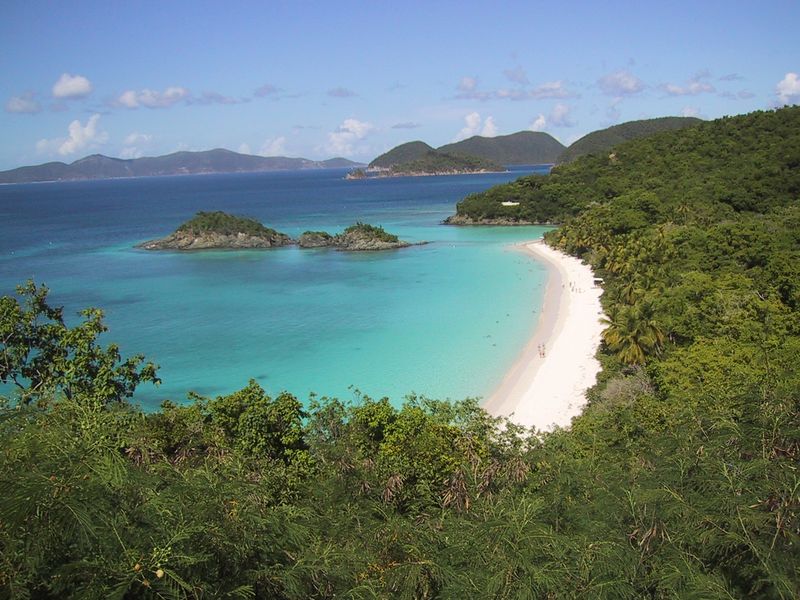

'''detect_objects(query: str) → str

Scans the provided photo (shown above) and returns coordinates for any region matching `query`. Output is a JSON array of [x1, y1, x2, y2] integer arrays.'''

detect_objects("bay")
[[0, 167, 550, 410]]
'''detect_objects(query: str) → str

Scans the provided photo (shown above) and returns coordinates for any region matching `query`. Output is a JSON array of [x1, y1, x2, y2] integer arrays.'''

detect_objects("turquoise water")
[[0, 168, 550, 409]]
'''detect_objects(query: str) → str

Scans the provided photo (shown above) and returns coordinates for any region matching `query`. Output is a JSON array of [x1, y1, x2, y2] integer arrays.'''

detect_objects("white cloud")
[[529, 114, 547, 131], [120, 132, 152, 159], [661, 72, 715, 96], [454, 112, 497, 140], [124, 132, 152, 146], [259, 136, 287, 156], [481, 116, 497, 137], [493, 80, 576, 102], [5, 93, 41, 114], [52, 73, 93, 99], [549, 103, 573, 127], [455, 112, 481, 140], [455, 77, 491, 101], [326, 118, 375, 156], [116, 86, 190, 109], [776, 72, 800, 105], [528, 104, 573, 131], [36, 114, 108, 157], [598, 69, 644, 96], [682, 106, 700, 117], [530, 80, 573, 99], [238, 143, 252, 155]]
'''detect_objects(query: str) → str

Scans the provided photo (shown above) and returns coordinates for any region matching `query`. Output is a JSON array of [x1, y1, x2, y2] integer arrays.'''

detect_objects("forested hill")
[[450, 107, 799, 224], [438, 130, 565, 165], [1, 107, 799, 597], [0, 149, 362, 184], [370, 131, 565, 169], [369, 141, 434, 168], [557, 116, 702, 163]]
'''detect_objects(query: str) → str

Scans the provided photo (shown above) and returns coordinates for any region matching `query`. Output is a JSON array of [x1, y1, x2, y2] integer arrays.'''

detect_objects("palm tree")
[[601, 302, 665, 365]]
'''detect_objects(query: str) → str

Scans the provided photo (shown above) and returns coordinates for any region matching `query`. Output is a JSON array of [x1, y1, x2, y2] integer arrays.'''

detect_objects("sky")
[[1, 0, 798, 170]]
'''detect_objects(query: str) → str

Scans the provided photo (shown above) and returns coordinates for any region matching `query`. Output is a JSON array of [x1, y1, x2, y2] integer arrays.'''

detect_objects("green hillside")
[[390, 150, 503, 175], [451, 107, 798, 224], [438, 130, 565, 165], [369, 141, 434, 168], [2, 107, 799, 598], [558, 116, 702, 164]]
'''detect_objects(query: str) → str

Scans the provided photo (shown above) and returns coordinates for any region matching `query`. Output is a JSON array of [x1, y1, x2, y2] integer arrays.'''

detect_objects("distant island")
[[138, 212, 418, 252], [360, 132, 564, 178], [0, 148, 364, 184], [365, 147, 505, 177]]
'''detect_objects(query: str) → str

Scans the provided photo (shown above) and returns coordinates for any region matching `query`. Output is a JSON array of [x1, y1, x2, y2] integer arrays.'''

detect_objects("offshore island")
[[137, 211, 418, 251]]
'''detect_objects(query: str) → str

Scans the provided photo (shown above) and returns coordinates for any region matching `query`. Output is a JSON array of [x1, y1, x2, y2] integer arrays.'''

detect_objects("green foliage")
[[558, 116, 702, 164], [389, 150, 503, 175], [341, 222, 399, 243], [176, 211, 280, 237], [369, 141, 434, 168], [2, 107, 800, 597], [438, 130, 566, 165], [455, 106, 800, 223], [0, 281, 159, 406]]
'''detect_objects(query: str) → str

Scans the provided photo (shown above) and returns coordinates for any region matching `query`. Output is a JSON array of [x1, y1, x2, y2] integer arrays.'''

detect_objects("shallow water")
[[0, 167, 550, 409]]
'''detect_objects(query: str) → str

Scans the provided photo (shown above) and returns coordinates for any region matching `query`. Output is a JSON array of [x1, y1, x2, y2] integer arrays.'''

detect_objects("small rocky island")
[[299, 223, 413, 251], [138, 212, 418, 252], [138, 211, 293, 250]]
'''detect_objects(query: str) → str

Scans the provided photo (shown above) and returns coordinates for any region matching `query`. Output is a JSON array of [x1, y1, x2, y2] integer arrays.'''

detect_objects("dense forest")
[[2, 107, 799, 598], [451, 107, 799, 224], [556, 116, 702, 164]]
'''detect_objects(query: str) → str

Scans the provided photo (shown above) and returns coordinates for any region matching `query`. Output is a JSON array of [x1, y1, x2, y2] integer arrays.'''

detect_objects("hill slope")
[[558, 116, 702, 164], [369, 141, 435, 168], [0, 149, 363, 184], [450, 107, 798, 224], [438, 131, 565, 165]]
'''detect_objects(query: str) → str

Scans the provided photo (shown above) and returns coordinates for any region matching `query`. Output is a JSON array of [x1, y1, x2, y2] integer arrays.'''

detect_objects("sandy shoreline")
[[482, 239, 605, 431]]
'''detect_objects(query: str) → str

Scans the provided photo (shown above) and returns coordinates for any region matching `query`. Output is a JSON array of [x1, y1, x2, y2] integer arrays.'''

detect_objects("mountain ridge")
[[0, 148, 363, 184]]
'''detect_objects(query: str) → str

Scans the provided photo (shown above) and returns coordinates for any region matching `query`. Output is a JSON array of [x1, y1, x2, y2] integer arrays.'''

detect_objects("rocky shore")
[[443, 214, 539, 226]]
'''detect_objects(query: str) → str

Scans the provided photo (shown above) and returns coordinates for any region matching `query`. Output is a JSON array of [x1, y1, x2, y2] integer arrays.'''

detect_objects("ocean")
[[0, 167, 551, 410]]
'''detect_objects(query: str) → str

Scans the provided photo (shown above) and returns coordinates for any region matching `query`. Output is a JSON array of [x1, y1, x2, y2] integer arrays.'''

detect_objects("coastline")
[[482, 239, 605, 431]]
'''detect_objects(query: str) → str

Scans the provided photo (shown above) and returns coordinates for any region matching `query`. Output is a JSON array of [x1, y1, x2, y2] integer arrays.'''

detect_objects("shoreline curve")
[[482, 239, 606, 431]]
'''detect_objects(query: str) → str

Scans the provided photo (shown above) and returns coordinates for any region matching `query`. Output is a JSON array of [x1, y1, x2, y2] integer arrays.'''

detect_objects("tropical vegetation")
[[2, 106, 799, 598]]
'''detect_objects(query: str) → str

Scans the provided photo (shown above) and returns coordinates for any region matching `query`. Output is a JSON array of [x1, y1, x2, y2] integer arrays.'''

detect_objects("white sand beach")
[[483, 239, 606, 431]]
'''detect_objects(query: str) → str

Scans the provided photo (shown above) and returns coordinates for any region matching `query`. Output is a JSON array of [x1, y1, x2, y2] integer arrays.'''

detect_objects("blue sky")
[[1, 0, 798, 170]]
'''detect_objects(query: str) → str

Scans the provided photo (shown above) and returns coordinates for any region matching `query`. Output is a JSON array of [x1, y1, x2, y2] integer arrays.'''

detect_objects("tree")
[[601, 302, 665, 365], [0, 281, 159, 406]]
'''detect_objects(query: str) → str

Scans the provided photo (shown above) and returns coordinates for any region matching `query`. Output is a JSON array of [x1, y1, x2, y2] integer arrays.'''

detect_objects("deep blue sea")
[[0, 167, 551, 410]]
